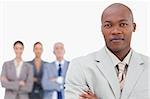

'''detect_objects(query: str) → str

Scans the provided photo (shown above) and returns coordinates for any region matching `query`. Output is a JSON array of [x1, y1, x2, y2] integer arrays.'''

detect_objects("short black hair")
[[34, 42, 43, 48], [13, 40, 24, 47], [101, 3, 134, 22]]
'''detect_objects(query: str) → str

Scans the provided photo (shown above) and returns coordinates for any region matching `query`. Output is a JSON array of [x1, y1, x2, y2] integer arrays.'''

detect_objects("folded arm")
[[42, 65, 61, 91], [19, 64, 33, 93], [65, 59, 90, 99], [1, 62, 19, 91]]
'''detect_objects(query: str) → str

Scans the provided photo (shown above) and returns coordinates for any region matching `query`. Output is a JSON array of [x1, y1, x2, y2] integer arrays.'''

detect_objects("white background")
[[0, 0, 150, 98]]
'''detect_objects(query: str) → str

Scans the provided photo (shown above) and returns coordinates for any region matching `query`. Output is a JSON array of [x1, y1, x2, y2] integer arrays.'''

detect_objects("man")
[[28, 42, 48, 99], [42, 42, 69, 99], [65, 3, 149, 99]]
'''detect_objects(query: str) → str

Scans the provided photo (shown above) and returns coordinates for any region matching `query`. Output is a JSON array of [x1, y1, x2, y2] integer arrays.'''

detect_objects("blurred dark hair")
[[13, 40, 24, 48], [34, 42, 43, 48]]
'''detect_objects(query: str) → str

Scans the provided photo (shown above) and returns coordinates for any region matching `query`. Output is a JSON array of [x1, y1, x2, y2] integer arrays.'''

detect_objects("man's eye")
[[120, 23, 128, 27], [104, 24, 112, 28]]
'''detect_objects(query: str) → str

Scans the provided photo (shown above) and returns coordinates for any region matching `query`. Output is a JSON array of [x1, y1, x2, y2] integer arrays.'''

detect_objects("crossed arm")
[[1, 62, 33, 93], [65, 59, 99, 99]]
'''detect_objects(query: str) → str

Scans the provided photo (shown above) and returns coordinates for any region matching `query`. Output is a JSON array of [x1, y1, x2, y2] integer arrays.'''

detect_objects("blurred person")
[[42, 42, 69, 99], [28, 42, 48, 99], [1, 41, 33, 99]]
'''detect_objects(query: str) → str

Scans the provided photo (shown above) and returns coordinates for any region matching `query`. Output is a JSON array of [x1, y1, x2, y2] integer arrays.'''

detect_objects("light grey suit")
[[65, 47, 150, 99], [1, 60, 33, 99]]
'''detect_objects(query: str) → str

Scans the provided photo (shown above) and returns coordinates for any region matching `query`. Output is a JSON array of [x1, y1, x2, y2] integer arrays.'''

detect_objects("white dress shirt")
[[105, 46, 133, 74], [14, 59, 23, 78], [52, 60, 65, 99]]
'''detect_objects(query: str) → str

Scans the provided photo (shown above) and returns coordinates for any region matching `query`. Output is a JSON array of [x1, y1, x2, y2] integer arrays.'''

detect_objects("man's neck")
[[112, 48, 131, 61], [56, 57, 64, 62], [35, 57, 41, 61]]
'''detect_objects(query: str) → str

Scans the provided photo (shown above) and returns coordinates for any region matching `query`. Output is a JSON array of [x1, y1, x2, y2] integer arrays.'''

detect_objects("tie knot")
[[59, 63, 61, 67], [117, 62, 126, 71]]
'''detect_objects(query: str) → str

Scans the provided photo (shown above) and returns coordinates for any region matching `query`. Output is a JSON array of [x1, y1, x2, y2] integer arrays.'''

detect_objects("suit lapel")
[[52, 62, 58, 76], [53, 60, 69, 77], [19, 62, 25, 79], [121, 51, 145, 99], [95, 48, 120, 99], [62, 60, 68, 77], [9, 60, 18, 80]]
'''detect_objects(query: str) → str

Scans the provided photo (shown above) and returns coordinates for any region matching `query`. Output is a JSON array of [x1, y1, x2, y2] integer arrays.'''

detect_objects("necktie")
[[57, 63, 62, 99], [58, 64, 62, 76], [117, 62, 126, 92]]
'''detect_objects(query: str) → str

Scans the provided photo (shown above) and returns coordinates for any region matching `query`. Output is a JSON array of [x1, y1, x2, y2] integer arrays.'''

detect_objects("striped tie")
[[117, 62, 126, 92]]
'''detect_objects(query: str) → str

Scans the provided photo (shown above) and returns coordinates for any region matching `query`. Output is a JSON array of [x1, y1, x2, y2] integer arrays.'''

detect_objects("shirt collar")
[[14, 59, 23, 67], [105, 46, 133, 67], [55, 59, 65, 67]]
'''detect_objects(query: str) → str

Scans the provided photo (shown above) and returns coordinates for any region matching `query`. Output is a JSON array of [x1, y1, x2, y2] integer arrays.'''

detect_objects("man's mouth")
[[110, 37, 124, 42]]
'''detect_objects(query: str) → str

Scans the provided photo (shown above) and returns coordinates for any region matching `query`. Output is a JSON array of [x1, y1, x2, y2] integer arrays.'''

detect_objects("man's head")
[[53, 42, 65, 61], [101, 3, 136, 54], [33, 42, 43, 58]]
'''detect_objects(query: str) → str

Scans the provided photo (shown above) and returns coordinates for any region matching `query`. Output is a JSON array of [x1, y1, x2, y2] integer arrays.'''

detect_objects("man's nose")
[[111, 26, 122, 35]]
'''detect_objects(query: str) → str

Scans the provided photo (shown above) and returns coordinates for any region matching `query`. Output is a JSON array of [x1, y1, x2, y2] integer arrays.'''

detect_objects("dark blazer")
[[27, 59, 48, 99], [1, 60, 33, 99]]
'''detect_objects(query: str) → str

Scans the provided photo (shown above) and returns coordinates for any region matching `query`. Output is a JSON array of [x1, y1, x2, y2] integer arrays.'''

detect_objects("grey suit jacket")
[[65, 47, 150, 99], [1, 60, 33, 99], [42, 60, 69, 99]]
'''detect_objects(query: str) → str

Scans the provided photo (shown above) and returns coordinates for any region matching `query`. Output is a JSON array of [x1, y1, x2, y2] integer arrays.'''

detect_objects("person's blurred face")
[[14, 43, 24, 58], [101, 5, 136, 53], [33, 43, 43, 58], [53, 43, 65, 59]]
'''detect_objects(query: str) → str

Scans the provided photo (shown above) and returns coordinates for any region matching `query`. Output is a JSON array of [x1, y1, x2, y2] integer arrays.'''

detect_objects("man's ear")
[[133, 23, 136, 32]]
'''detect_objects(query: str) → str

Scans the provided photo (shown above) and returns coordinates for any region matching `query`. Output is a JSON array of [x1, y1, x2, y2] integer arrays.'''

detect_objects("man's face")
[[33, 44, 43, 58], [101, 6, 136, 53], [14, 43, 24, 58], [53, 43, 65, 59]]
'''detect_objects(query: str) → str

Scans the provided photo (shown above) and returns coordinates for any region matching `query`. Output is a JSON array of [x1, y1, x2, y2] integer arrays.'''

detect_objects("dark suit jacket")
[[27, 59, 48, 99]]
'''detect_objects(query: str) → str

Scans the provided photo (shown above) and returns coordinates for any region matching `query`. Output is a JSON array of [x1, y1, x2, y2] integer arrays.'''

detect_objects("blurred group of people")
[[0, 41, 69, 99]]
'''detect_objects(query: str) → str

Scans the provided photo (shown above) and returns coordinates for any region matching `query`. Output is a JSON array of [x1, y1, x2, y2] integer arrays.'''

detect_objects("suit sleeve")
[[42, 64, 61, 91], [19, 63, 33, 93], [64, 59, 89, 99], [1, 62, 20, 91]]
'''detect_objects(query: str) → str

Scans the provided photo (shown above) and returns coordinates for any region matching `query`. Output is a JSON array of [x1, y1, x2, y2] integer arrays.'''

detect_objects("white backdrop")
[[0, 0, 150, 98]]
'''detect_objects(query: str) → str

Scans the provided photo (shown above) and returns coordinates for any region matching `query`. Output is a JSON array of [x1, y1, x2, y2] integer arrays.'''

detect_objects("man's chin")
[[108, 46, 124, 53]]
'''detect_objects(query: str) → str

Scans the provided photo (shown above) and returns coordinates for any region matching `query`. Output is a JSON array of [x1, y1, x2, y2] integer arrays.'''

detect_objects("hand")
[[80, 90, 98, 99], [19, 80, 26, 87], [1, 76, 8, 82], [49, 77, 57, 81], [33, 77, 37, 82], [56, 77, 64, 84]]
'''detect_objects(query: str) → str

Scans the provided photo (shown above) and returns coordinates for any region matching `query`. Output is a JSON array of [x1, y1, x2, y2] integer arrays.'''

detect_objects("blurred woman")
[[28, 42, 48, 99], [1, 41, 33, 99]]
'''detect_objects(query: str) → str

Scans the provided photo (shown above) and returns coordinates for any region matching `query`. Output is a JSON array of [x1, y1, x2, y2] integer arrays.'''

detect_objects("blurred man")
[[42, 42, 69, 99]]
